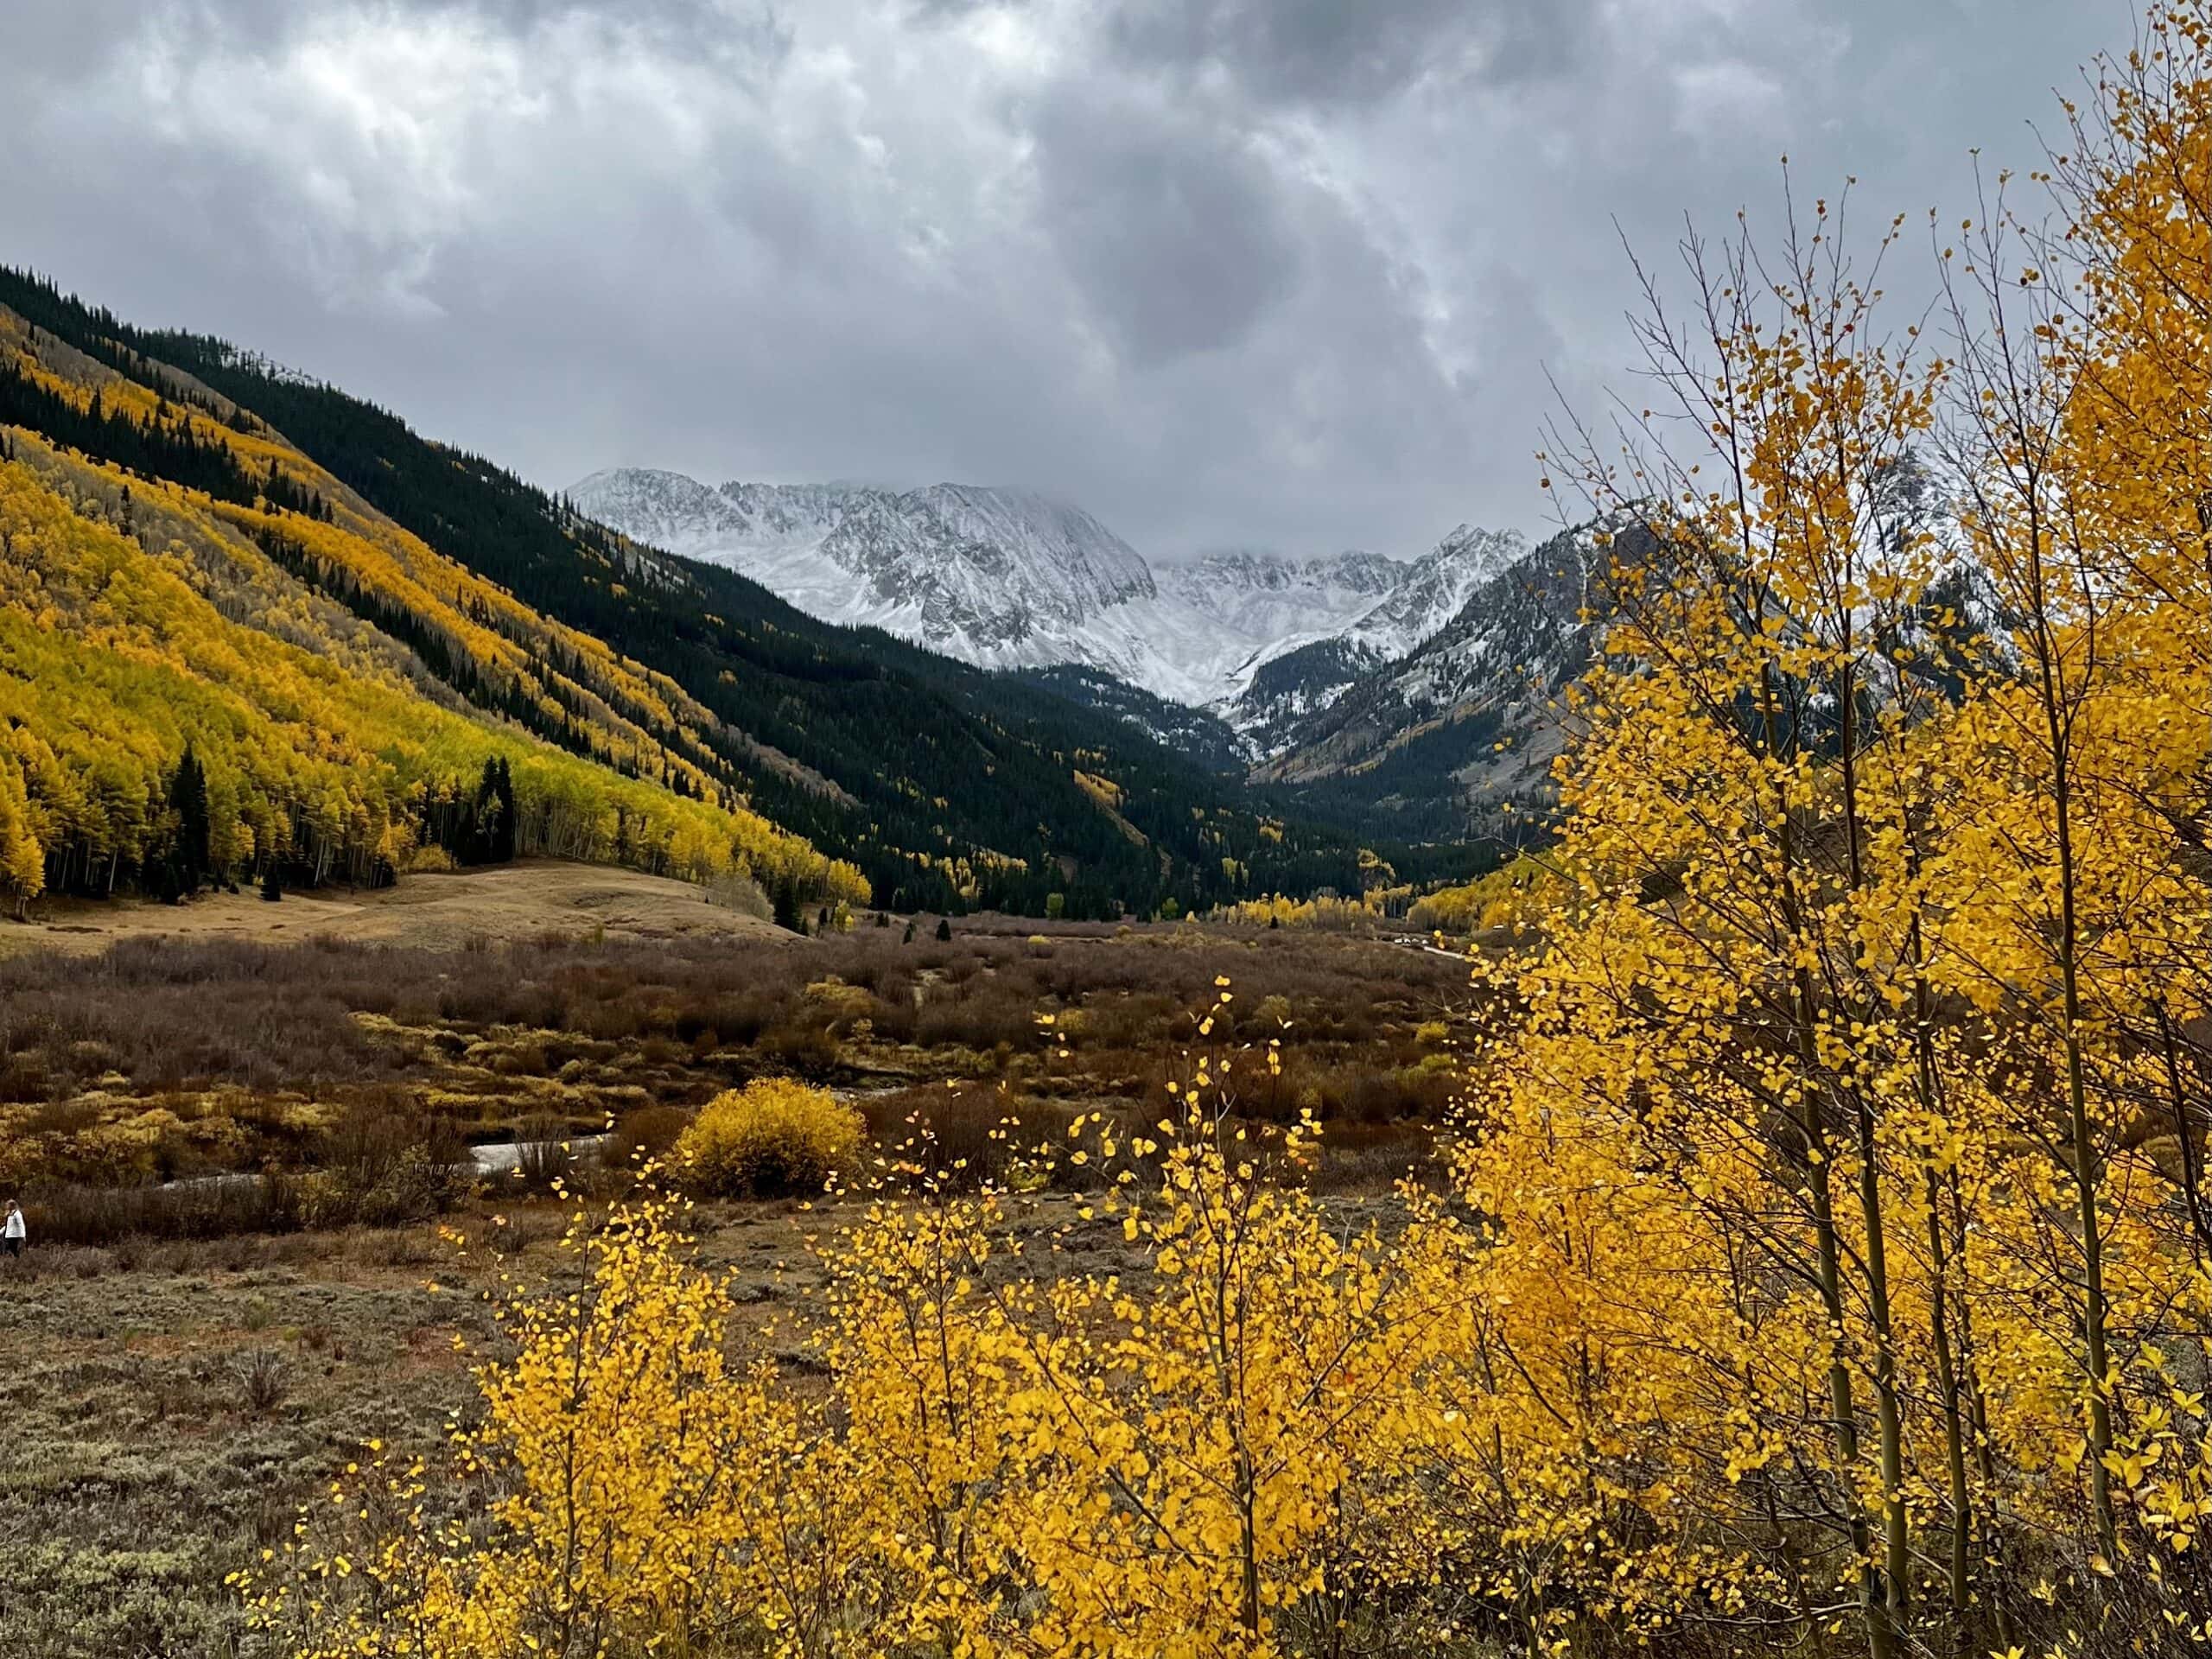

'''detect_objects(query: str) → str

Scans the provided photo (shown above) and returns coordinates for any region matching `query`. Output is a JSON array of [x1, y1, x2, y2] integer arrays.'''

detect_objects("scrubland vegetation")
[[0, 918, 1460, 1233]]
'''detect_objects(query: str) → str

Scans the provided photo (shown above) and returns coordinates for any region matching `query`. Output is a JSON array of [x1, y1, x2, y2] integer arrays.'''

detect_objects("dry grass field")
[[3, 860, 787, 960]]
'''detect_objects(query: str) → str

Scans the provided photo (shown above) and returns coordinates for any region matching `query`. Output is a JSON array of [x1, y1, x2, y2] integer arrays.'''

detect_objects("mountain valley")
[[569, 467, 1528, 733], [573, 465, 1588, 849], [0, 268, 1390, 923]]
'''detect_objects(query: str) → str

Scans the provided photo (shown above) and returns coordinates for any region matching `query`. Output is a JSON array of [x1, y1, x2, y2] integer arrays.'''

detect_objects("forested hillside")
[[0, 310, 862, 913], [0, 270, 1371, 918]]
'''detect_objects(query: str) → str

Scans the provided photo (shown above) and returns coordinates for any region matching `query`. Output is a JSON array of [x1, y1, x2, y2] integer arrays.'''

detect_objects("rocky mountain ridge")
[[569, 467, 1516, 721]]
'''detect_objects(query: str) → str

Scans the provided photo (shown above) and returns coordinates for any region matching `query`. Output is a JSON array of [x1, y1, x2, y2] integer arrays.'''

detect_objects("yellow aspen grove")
[[247, 6, 2212, 1657], [0, 439, 865, 906]]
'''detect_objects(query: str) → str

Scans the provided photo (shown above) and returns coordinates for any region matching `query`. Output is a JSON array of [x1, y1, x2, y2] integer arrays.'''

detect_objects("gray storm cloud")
[[0, 0, 2130, 559]]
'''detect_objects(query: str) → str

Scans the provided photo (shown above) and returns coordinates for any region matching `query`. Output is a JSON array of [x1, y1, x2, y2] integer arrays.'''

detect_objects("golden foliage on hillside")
[[3, 308, 752, 803], [0, 312, 866, 907], [0, 451, 862, 906]]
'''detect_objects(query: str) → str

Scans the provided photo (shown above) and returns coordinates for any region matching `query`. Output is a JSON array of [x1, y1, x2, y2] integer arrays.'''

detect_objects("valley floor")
[[2, 859, 784, 959]]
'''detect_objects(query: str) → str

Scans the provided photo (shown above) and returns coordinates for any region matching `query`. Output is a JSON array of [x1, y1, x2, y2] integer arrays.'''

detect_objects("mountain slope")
[[1255, 512, 2014, 851], [571, 467, 1519, 719], [1012, 665, 1253, 775], [0, 267, 1365, 917], [1257, 525, 1606, 844], [0, 314, 856, 912], [1217, 524, 1527, 748]]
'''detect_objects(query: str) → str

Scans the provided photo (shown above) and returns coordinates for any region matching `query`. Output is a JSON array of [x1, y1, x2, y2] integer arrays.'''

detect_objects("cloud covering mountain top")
[[0, 0, 2121, 556]]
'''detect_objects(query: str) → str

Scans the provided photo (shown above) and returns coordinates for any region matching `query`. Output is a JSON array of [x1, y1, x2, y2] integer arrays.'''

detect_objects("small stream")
[[467, 1133, 611, 1173], [157, 1133, 613, 1193]]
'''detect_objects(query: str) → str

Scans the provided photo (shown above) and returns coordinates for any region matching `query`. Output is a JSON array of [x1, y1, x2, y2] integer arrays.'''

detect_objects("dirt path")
[[1, 860, 789, 957]]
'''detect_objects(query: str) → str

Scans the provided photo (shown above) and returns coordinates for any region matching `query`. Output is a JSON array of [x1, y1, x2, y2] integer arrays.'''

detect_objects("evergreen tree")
[[168, 744, 213, 896], [479, 756, 518, 863]]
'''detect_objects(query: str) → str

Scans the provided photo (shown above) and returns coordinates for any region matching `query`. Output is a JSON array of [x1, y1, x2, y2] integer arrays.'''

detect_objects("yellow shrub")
[[674, 1078, 864, 1197]]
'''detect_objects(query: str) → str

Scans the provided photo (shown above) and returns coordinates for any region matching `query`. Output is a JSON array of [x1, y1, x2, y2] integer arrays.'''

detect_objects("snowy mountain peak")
[[879, 483, 1158, 623], [714, 481, 855, 543], [568, 467, 751, 548], [569, 465, 1521, 738], [1173, 547, 1409, 600], [1349, 524, 1528, 658]]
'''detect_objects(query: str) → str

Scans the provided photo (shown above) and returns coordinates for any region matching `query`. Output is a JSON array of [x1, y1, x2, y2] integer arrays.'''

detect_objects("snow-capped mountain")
[[1254, 509, 2019, 842], [568, 467, 1516, 725], [571, 469, 1160, 664], [1344, 524, 1528, 660], [1214, 524, 1526, 748], [1254, 524, 1611, 838], [1153, 549, 1407, 649]]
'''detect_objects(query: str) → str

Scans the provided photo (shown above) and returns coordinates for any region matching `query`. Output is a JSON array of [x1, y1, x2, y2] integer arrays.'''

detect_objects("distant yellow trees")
[[1212, 892, 1381, 930], [1404, 854, 1564, 935]]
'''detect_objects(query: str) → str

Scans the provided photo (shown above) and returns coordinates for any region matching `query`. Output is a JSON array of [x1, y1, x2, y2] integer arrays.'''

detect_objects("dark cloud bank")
[[0, 0, 2128, 558]]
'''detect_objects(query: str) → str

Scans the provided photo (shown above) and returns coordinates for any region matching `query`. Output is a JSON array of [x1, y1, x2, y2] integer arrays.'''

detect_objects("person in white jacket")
[[2, 1201, 22, 1258]]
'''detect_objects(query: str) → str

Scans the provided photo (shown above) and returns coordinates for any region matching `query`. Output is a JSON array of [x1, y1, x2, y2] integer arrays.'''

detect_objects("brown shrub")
[[319, 1100, 475, 1225], [512, 1115, 575, 1192], [609, 1104, 693, 1170], [857, 1084, 1033, 1190], [756, 1020, 841, 1078], [23, 1175, 307, 1246]]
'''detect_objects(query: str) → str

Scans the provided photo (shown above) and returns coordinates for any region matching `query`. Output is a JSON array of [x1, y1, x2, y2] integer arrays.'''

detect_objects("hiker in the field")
[[1, 1201, 22, 1259]]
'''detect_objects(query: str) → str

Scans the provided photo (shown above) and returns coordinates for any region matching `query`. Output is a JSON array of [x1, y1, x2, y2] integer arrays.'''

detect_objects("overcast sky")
[[1, 0, 2133, 560]]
